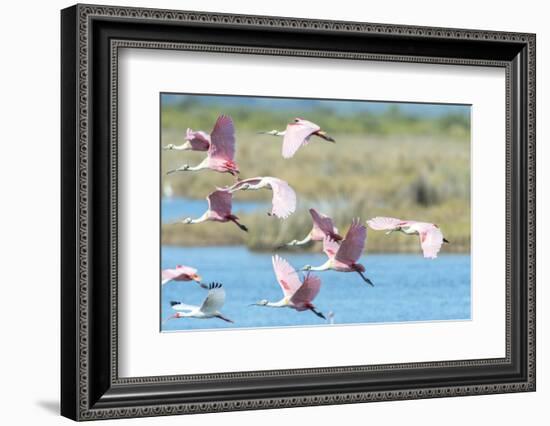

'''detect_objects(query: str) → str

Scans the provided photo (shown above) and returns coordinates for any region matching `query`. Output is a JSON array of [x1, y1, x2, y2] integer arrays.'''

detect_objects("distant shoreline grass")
[[161, 104, 470, 254]]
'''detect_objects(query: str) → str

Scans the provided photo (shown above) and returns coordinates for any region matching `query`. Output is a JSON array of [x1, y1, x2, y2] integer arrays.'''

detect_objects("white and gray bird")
[[165, 283, 234, 323]]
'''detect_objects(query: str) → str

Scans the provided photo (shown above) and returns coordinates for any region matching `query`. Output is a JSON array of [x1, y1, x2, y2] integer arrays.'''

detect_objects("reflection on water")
[[161, 245, 471, 332]]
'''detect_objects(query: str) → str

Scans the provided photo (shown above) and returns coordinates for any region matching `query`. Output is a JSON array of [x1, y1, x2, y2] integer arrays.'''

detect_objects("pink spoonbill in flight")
[[176, 189, 248, 232], [250, 255, 326, 319], [161, 265, 207, 289], [225, 176, 297, 219], [167, 115, 239, 176], [302, 219, 374, 286], [165, 283, 234, 323], [163, 128, 210, 151], [366, 217, 449, 259], [259, 118, 335, 158], [284, 208, 342, 247]]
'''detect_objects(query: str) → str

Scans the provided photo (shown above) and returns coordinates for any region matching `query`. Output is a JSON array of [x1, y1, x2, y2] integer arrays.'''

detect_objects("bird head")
[[301, 265, 312, 271], [181, 217, 193, 224], [192, 273, 202, 282], [163, 143, 175, 150], [240, 184, 251, 191], [163, 313, 180, 324]]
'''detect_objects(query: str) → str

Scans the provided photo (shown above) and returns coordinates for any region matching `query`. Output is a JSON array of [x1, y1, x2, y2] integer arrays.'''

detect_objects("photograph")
[[160, 94, 471, 332]]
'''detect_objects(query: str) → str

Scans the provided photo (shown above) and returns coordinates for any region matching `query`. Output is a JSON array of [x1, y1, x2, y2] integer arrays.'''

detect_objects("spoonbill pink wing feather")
[[272, 255, 302, 298], [309, 208, 340, 240], [282, 120, 320, 158], [322, 236, 340, 259], [208, 115, 236, 161], [366, 216, 406, 231], [290, 273, 321, 306], [161, 265, 198, 285], [265, 177, 297, 219], [418, 224, 445, 259], [226, 177, 262, 192], [185, 128, 210, 151], [206, 190, 232, 219], [335, 219, 366, 264]]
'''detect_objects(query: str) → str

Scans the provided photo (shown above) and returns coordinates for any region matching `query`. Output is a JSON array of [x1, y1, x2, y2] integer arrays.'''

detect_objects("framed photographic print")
[[61, 3, 536, 421]]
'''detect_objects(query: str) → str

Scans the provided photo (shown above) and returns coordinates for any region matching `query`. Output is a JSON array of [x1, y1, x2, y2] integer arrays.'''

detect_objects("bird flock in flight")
[[162, 114, 449, 325]]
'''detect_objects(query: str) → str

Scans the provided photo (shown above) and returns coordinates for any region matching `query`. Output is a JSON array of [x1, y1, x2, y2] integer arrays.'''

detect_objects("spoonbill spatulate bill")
[[284, 208, 342, 247], [259, 118, 335, 158], [176, 189, 248, 232], [163, 128, 210, 151], [366, 217, 449, 259], [302, 219, 374, 286], [166, 283, 234, 323], [251, 255, 326, 320], [167, 115, 240, 176], [225, 176, 297, 219], [161, 265, 206, 288]]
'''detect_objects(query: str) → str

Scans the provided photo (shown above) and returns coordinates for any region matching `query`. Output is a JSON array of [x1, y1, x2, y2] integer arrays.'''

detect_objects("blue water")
[[162, 197, 264, 223], [161, 246, 471, 332]]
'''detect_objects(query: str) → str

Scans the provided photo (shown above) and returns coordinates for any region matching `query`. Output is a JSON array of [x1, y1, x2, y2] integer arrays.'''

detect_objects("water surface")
[[161, 246, 471, 332]]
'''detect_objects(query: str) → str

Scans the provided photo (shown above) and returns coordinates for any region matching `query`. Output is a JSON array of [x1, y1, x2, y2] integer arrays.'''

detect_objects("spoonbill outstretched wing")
[[259, 118, 335, 159], [366, 216, 449, 259], [272, 254, 302, 298], [250, 255, 325, 319], [226, 176, 297, 219], [161, 265, 204, 288], [163, 128, 210, 151], [175, 189, 248, 232], [303, 219, 374, 286], [283, 208, 341, 247], [166, 115, 239, 176]]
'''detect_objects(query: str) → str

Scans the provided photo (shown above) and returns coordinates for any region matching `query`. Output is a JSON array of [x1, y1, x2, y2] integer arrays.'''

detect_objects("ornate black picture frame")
[[61, 3, 536, 421]]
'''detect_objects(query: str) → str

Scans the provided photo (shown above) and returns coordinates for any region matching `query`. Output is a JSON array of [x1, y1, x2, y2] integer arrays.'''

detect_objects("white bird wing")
[[282, 121, 319, 158], [265, 177, 297, 219], [200, 284, 226, 315], [170, 301, 198, 312], [418, 224, 444, 259]]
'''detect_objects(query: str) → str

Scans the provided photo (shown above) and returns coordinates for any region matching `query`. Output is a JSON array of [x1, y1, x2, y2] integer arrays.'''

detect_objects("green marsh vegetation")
[[161, 100, 470, 253]]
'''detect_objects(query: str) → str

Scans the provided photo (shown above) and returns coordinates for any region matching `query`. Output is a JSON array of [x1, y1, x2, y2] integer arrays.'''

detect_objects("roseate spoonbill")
[[161, 265, 207, 289], [165, 283, 234, 323], [225, 176, 297, 219], [366, 217, 449, 259], [176, 189, 248, 232], [302, 219, 374, 286], [284, 208, 342, 247], [250, 255, 326, 319], [163, 128, 210, 151], [259, 118, 335, 158], [167, 115, 239, 176]]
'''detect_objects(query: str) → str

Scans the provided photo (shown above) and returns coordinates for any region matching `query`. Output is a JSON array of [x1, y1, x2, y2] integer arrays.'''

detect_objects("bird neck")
[[289, 234, 312, 246], [266, 299, 287, 308], [186, 212, 209, 224], [309, 260, 331, 271]]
